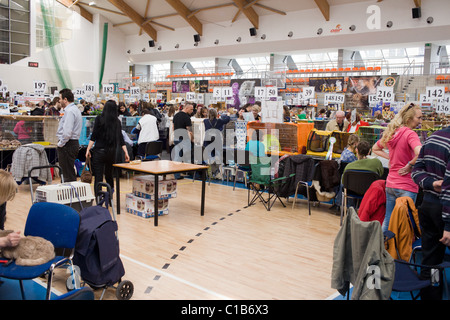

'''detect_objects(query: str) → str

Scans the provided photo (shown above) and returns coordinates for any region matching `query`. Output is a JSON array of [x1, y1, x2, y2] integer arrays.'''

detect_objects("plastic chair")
[[141, 141, 163, 161], [340, 169, 380, 225], [0, 202, 81, 300]]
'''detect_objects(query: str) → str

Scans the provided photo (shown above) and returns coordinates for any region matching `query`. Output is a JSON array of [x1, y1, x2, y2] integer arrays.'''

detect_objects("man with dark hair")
[[411, 126, 450, 299], [171, 102, 194, 179], [56, 88, 82, 182]]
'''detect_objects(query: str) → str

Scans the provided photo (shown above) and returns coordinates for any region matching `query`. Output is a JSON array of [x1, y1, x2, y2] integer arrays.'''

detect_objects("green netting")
[[40, 0, 72, 89], [99, 23, 108, 90]]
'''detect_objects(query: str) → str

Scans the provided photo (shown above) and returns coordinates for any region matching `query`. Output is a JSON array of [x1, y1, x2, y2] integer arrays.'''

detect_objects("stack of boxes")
[[126, 175, 177, 219]]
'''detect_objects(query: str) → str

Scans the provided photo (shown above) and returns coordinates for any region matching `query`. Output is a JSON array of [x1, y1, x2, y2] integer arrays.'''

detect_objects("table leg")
[[154, 173, 159, 226], [116, 167, 121, 215], [201, 169, 206, 216]]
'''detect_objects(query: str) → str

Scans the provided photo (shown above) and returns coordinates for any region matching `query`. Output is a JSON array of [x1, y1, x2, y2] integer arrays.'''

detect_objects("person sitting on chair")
[[334, 140, 384, 212], [0, 170, 21, 247]]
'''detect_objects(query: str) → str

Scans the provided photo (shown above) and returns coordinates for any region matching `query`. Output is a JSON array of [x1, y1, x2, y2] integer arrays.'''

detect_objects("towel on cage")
[[10, 143, 52, 184]]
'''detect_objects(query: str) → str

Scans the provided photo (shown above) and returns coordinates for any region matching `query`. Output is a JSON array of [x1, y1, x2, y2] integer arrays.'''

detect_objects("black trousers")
[[418, 199, 447, 299], [92, 148, 115, 196], [57, 139, 79, 182], [0, 202, 6, 230]]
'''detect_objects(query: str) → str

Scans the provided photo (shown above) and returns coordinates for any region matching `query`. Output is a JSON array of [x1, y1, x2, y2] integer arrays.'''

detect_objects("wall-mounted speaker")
[[412, 7, 421, 19], [193, 34, 201, 42], [149, 40, 155, 47], [249, 27, 257, 36]]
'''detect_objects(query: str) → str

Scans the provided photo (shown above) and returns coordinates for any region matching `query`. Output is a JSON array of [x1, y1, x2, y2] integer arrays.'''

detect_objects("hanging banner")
[[308, 77, 345, 93]]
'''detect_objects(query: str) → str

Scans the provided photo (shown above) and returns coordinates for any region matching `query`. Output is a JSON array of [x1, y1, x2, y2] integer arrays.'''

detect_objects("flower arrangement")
[[88, 104, 103, 116]]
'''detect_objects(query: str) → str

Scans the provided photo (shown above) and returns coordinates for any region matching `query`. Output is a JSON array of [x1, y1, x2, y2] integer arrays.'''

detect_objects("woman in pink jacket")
[[372, 103, 423, 232]]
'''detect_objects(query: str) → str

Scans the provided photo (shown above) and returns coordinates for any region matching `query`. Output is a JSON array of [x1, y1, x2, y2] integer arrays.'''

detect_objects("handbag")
[[80, 157, 93, 184]]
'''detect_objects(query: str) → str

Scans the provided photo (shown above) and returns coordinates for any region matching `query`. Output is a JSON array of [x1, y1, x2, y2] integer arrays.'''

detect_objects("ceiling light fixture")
[[89, 1, 96, 6]]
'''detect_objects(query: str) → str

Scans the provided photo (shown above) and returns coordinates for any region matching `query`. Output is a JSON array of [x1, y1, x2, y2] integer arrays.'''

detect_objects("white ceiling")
[[72, 0, 376, 37]]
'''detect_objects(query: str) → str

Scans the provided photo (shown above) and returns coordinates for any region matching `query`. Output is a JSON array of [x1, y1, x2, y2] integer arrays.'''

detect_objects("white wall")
[[0, 9, 129, 93], [124, 0, 450, 64]]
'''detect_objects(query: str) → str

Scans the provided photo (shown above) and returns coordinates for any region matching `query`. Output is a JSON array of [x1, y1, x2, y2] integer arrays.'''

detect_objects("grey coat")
[[331, 207, 395, 300]]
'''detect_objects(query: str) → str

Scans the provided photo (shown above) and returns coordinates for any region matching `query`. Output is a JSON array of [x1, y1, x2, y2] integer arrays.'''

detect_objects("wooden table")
[[113, 160, 209, 226]]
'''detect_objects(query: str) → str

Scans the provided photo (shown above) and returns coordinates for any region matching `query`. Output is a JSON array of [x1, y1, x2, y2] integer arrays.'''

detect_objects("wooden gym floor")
[[5, 173, 342, 300]]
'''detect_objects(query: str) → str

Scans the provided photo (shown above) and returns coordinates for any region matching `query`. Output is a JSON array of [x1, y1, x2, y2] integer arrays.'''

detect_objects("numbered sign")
[[376, 87, 394, 102], [33, 80, 47, 94], [435, 94, 450, 114], [325, 93, 345, 105], [186, 92, 196, 101], [83, 83, 95, 93], [266, 87, 278, 99], [102, 84, 114, 94], [222, 87, 232, 98], [213, 87, 222, 99], [302, 87, 315, 100], [368, 94, 377, 104], [254, 86, 266, 99], [426, 86, 445, 102], [130, 86, 140, 97], [74, 88, 85, 96]]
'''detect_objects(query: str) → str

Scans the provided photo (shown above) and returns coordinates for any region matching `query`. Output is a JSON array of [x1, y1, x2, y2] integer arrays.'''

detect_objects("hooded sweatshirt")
[[376, 126, 422, 193]]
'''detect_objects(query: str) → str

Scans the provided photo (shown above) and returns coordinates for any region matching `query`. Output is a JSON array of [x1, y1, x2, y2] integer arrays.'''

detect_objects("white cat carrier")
[[34, 181, 95, 212]]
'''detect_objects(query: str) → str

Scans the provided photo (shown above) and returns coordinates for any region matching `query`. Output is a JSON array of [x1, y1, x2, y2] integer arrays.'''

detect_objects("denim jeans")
[[382, 187, 417, 232]]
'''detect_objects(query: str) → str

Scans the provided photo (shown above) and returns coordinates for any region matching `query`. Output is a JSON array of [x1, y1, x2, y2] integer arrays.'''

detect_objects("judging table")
[[113, 160, 209, 226]]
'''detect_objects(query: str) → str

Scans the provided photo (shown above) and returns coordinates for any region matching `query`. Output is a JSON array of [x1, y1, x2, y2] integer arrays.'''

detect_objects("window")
[[0, 0, 30, 64], [35, 0, 72, 52]]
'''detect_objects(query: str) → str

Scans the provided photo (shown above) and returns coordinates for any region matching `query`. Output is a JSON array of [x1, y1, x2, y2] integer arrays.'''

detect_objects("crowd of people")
[[1, 88, 450, 300]]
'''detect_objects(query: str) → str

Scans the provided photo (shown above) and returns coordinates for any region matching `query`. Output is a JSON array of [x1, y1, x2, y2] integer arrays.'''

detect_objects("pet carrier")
[[33, 181, 95, 212]]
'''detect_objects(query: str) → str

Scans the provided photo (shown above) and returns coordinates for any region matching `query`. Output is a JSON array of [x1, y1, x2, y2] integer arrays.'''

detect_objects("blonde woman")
[[372, 103, 423, 232], [0, 170, 21, 247]]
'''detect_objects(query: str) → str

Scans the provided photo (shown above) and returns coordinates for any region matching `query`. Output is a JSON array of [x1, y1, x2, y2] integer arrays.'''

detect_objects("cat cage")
[[247, 121, 314, 155], [33, 181, 95, 212], [0, 115, 59, 146]]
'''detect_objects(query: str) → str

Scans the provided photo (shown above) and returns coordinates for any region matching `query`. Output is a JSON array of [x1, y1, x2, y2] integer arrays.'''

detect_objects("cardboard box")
[[132, 175, 177, 200], [125, 193, 169, 218]]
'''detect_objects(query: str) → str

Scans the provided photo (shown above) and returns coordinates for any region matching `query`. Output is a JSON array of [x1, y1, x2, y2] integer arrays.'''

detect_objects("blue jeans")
[[382, 187, 417, 233]]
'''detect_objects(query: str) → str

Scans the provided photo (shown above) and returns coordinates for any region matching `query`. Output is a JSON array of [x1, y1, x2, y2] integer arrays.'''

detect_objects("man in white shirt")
[[135, 108, 159, 158], [56, 88, 82, 182]]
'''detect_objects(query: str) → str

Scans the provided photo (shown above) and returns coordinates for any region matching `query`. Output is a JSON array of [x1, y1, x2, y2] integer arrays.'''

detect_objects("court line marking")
[[120, 254, 232, 300]]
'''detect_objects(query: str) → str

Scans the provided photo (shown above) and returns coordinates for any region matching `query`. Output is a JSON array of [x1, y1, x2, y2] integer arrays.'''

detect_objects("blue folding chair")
[[0, 202, 81, 300]]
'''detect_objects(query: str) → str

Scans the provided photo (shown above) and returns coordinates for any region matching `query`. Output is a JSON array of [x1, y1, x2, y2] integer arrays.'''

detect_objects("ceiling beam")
[[78, 2, 126, 16], [139, 0, 151, 36], [314, 0, 330, 21], [232, 0, 259, 29], [165, 0, 203, 36], [56, 0, 93, 22], [107, 0, 158, 40]]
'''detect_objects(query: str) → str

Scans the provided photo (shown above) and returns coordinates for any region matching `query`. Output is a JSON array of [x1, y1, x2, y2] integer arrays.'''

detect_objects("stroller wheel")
[[116, 280, 134, 300]]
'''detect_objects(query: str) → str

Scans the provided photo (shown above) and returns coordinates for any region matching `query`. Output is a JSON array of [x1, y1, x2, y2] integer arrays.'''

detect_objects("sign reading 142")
[[426, 86, 445, 100]]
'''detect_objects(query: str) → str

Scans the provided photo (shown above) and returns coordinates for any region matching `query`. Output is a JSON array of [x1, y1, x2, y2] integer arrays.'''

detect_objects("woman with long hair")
[[372, 102, 423, 232], [86, 100, 130, 195]]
